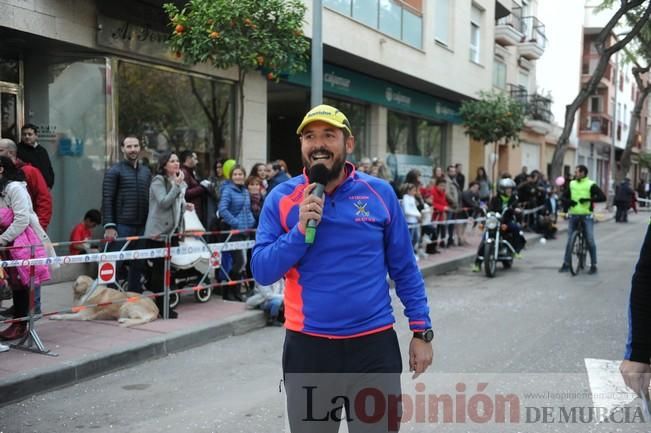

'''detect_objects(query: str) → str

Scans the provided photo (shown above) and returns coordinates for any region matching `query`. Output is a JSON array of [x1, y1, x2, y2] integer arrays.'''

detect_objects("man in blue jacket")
[[252, 105, 433, 432], [101, 136, 151, 293]]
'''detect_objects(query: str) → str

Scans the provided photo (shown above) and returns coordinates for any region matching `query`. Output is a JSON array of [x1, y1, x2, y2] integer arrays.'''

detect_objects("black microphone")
[[305, 164, 329, 244]]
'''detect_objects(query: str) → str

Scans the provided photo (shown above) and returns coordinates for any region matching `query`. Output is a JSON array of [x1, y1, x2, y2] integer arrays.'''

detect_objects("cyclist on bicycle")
[[558, 165, 606, 274], [472, 177, 526, 272]]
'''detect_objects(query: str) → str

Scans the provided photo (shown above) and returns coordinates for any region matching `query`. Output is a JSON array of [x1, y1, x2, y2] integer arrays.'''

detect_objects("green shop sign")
[[285, 64, 461, 124]]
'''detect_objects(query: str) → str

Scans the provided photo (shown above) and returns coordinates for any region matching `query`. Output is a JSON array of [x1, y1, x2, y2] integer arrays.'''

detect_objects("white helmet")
[[498, 178, 516, 192]]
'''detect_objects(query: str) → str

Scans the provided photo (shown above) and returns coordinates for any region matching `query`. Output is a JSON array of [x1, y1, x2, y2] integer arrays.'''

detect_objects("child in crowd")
[[69, 209, 101, 255], [400, 182, 422, 258]]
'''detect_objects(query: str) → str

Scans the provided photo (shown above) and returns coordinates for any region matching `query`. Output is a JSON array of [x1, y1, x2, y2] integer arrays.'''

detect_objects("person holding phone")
[[144, 152, 193, 318]]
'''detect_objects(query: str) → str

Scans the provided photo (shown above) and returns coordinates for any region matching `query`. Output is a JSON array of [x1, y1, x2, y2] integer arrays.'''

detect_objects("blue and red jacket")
[[251, 162, 431, 338]]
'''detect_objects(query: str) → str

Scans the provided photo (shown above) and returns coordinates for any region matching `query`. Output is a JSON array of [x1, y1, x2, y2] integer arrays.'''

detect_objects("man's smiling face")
[[300, 121, 354, 183]]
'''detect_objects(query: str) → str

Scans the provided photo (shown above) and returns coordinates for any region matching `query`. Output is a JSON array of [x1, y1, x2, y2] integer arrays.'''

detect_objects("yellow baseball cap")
[[296, 104, 352, 135]]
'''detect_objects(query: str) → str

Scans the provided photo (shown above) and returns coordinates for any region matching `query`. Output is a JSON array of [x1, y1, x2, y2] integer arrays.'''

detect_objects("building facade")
[[1, 0, 528, 242]]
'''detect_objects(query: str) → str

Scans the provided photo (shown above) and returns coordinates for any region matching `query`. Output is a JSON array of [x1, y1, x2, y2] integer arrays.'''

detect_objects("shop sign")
[[97, 15, 179, 63], [286, 64, 461, 124]]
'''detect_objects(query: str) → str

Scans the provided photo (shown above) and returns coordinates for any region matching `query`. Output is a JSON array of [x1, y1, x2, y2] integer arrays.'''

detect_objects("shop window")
[[117, 61, 234, 178], [24, 56, 108, 242], [0, 54, 20, 84], [387, 110, 445, 183], [323, 96, 368, 163]]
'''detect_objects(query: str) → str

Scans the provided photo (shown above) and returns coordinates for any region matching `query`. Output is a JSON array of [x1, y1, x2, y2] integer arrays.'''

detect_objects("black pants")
[[615, 201, 630, 222], [283, 329, 403, 433]]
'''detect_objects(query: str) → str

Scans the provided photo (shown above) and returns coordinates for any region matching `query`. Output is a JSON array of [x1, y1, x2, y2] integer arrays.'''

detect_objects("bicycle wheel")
[[484, 241, 497, 278], [569, 231, 582, 276], [579, 234, 587, 270]]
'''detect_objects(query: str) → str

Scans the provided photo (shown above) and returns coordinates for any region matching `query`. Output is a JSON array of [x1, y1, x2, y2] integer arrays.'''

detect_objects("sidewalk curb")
[[0, 310, 266, 406]]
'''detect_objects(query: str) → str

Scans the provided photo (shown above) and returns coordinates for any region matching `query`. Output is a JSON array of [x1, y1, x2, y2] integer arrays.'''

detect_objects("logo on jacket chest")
[[350, 196, 376, 223]]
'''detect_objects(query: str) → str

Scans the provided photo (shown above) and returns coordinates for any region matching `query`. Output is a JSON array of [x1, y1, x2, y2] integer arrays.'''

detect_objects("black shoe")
[[558, 264, 570, 273], [588, 266, 598, 275], [447, 238, 454, 248]]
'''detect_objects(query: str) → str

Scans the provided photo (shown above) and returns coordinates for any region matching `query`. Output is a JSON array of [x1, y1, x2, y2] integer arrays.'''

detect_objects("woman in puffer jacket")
[[0, 156, 51, 341], [218, 165, 255, 301]]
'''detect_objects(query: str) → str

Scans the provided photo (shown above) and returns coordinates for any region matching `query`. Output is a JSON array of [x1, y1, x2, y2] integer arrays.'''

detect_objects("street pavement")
[[0, 210, 647, 432]]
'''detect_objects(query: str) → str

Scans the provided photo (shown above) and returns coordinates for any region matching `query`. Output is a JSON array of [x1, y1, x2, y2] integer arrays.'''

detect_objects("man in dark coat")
[[17, 123, 55, 189], [615, 178, 635, 223], [102, 136, 151, 292]]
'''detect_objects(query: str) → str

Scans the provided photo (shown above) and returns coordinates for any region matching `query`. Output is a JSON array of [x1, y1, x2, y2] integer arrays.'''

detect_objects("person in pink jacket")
[[0, 156, 51, 340]]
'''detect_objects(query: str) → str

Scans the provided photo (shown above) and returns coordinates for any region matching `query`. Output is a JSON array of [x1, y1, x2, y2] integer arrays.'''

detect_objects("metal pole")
[[311, 0, 323, 107], [163, 235, 171, 320], [609, 52, 619, 208]]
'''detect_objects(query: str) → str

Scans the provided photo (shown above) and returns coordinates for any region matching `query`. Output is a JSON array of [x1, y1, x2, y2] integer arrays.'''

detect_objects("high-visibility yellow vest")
[[569, 178, 595, 215]]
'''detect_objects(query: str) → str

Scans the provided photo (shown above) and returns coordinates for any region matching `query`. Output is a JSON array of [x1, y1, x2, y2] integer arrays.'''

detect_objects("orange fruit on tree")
[[210, 31, 220, 39], [175, 24, 185, 33], [256, 55, 265, 65], [267, 72, 275, 80]]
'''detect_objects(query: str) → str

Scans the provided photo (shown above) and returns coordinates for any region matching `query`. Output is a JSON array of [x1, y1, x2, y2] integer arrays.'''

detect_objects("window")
[[324, 0, 352, 15], [493, 58, 506, 89], [402, 8, 423, 48], [0, 54, 20, 84], [117, 61, 235, 180], [324, 0, 423, 48], [470, 5, 482, 63], [590, 96, 600, 113], [434, 0, 450, 45], [353, 1, 378, 27], [324, 96, 369, 163], [518, 70, 529, 92], [387, 111, 444, 163], [379, 0, 402, 40]]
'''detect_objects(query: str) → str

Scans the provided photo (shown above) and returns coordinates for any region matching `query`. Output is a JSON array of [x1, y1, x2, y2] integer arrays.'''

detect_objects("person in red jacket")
[[427, 177, 450, 249], [0, 139, 52, 231]]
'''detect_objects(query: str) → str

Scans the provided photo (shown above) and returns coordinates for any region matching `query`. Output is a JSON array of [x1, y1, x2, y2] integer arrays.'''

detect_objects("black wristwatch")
[[413, 329, 434, 343]]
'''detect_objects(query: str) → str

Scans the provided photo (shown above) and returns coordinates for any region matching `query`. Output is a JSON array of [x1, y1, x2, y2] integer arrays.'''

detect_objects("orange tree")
[[460, 91, 525, 183], [163, 0, 309, 160]]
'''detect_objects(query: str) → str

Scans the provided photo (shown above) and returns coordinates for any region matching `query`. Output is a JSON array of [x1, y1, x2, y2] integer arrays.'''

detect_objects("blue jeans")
[[108, 224, 145, 293], [563, 215, 597, 266]]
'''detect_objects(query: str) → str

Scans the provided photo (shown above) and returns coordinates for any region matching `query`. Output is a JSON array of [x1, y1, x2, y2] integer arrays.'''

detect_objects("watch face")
[[423, 329, 434, 342]]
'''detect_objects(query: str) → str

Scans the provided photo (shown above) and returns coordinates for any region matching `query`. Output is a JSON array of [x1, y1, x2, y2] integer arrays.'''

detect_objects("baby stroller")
[[103, 210, 214, 309], [166, 209, 213, 308]]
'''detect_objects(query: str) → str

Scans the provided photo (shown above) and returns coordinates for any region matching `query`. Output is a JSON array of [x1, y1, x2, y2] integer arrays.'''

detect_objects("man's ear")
[[345, 135, 355, 155]]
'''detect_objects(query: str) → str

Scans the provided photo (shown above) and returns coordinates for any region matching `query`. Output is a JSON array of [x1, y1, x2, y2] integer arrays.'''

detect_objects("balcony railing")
[[496, 11, 522, 31], [580, 112, 611, 136], [507, 84, 553, 123], [520, 16, 547, 50]]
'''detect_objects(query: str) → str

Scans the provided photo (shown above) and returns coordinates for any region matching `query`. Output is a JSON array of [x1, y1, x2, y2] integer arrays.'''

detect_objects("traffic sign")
[[98, 261, 116, 284]]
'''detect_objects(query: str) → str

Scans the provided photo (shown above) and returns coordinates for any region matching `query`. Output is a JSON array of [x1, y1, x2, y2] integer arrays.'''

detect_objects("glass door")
[[0, 87, 22, 143]]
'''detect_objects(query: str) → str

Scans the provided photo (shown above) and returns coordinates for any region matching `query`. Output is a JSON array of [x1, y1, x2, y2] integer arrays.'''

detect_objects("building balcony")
[[495, 13, 523, 46], [582, 54, 615, 87], [579, 112, 612, 142], [517, 16, 546, 60], [507, 84, 553, 124]]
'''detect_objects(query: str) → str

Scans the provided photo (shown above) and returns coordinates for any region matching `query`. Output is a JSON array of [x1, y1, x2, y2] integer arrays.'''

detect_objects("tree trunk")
[[549, 0, 651, 179], [616, 67, 651, 182]]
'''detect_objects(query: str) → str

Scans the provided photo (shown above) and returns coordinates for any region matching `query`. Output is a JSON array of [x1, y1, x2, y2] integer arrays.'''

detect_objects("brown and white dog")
[[50, 275, 159, 327]]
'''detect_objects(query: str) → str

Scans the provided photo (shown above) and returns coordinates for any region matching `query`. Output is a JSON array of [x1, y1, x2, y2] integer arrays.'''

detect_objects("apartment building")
[[269, 0, 507, 182], [578, 0, 648, 191]]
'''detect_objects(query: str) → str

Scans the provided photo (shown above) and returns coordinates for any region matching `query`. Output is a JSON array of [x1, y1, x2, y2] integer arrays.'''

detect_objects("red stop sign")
[[98, 262, 116, 283]]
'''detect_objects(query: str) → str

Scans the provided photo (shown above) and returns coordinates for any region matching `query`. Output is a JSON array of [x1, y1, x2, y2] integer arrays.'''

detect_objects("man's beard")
[[303, 153, 346, 184]]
